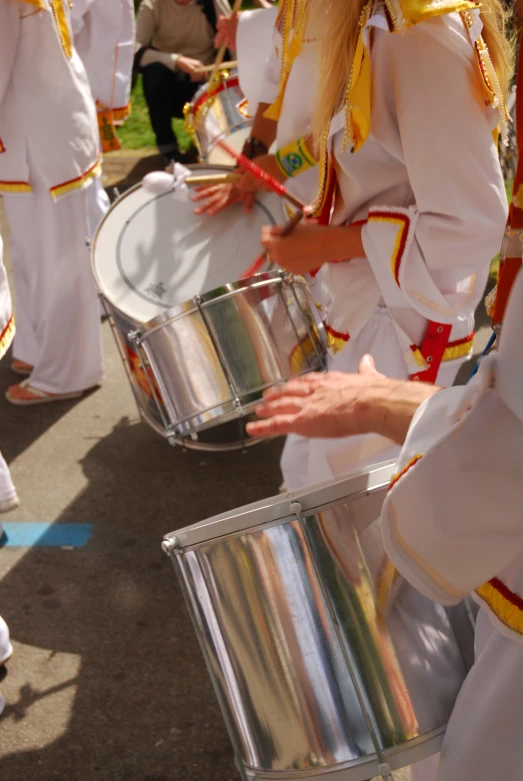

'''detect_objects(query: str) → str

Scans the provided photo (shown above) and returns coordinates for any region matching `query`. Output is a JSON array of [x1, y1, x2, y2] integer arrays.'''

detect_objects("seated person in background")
[[134, 0, 232, 164]]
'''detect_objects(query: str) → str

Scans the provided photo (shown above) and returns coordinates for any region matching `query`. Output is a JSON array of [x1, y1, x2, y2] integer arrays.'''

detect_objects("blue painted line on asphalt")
[[1, 523, 93, 548]]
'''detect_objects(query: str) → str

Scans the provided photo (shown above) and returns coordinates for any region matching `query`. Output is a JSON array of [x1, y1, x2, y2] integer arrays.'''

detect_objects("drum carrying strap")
[[409, 322, 452, 384]]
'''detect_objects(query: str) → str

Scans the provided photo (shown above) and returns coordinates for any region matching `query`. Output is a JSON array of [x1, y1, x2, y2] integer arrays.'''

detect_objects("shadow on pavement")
[[109, 154, 165, 199], [0, 416, 284, 781], [0, 350, 91, 466]]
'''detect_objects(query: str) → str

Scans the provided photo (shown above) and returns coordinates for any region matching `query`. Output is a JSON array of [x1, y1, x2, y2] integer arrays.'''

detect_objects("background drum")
[[163, 462, 474, 780], [184, 74, 253, 164], [92, 165, 325, 450]]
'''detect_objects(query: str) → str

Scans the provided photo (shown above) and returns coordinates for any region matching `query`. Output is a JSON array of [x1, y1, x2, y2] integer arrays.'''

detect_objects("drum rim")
[[163, 460, 396, 549], [137, 271, 306, 335]]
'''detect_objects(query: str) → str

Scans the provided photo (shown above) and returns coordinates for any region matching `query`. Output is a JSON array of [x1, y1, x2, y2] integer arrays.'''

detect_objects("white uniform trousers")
[[411, 608, 523, 781], [280, 305, 463, 490], [4, 175, 108, 394], [0, 450, 16, 504]]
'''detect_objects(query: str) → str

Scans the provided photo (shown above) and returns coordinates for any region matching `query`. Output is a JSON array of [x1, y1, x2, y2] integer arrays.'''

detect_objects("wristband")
[[275, 136, 318, 179], [242, 137, 269, 160]]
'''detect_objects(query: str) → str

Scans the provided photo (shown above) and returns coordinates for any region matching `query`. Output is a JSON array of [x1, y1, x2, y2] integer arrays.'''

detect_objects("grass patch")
[[118, 77, 193, 151]]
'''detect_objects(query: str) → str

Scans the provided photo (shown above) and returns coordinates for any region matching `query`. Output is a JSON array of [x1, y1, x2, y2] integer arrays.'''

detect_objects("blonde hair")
[[312, 0, 513, 142]]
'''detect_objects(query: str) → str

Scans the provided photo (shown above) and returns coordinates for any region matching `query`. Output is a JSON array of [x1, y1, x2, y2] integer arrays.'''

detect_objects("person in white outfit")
[[0, 0, 108, 405], [71, 0, 135, 152], [0, 235, 18, 516], [0, 615, 13, 717], [246, 259, 523, 781], [260, 0, 510, 492]]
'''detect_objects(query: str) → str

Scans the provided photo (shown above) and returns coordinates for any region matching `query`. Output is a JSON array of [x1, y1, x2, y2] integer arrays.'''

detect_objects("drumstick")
[[211, 0, 243, 81], [186, 173, 240, 186], [241, 209, 304, 279], [194, 61, 238, 74], [216, 139, 308, 212]]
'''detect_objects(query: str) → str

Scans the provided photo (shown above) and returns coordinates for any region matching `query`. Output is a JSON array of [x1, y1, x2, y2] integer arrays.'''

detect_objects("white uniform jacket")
[[0, 0, 100, 200], [236, 7, 278, 118], [71, 0, 135, 118], [254, 3, 319, 206], [382, 268, 523, 646], [322, 8, 506, 373]]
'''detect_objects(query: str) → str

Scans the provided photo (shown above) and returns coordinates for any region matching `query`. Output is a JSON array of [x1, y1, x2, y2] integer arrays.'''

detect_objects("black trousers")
[[141, 62, 199, 153]]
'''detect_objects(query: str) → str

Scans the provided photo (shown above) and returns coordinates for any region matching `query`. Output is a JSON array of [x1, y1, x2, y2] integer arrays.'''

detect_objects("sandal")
[[11, 359, 33, 376], [0, 494, 19, 514], [6, 380, 83, 406]]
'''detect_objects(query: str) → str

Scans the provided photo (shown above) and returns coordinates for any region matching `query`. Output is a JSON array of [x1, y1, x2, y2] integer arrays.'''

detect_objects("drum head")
[[92, 165, 283, 324]]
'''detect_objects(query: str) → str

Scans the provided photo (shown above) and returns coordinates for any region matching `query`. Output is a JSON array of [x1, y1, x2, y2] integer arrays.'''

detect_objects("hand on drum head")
[[246, 356, 440, 444], [191, 183, 256, 216]]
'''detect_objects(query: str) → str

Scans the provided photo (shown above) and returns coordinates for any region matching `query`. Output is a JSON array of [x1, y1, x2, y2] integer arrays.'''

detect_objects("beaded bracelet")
[[275, 136, 318, 178]]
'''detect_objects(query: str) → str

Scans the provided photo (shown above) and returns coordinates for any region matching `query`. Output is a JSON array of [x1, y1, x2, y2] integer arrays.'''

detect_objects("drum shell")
[[186, 75, 252, 163], [101, 297, 166, 436], [167, 464, 472, 780], [138, 274, 326, 437]]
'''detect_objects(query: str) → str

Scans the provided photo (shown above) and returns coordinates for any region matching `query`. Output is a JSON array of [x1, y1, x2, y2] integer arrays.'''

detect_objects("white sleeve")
[[361, 13, 507, 324], [256, 25, 282, 106], [0, 3, 20, 110], [69, 0, 96, 36], [237, 7, 278, 113], [381, 327, 523, 608]]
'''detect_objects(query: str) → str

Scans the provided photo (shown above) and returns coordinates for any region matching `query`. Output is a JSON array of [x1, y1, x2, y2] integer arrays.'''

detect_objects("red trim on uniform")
[[326, 324, 349, 343], [489, 577, 523, 612], [193, 76, 240, 113], [388, 454, 423, 492], [446, 332, 474, 349], [367, 209, 410, 285]]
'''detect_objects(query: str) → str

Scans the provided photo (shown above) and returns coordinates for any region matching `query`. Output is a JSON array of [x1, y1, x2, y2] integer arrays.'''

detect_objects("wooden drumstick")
[[216, 139, 308, 212], [241, 209, 304, 279], [194, 61, 238, 74], [186, 173, 240, 186], [210, 0, 243, 81]]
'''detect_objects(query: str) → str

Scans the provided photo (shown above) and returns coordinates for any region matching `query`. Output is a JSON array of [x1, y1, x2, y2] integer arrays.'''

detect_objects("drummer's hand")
[[261, 222, 364, 274], [247, 356, 440, 443], [177, 56, 206, 82], [247, 358, 387, 439], [191, 183, 252, 216], [214, 12, 240, 50], [236, 155, 287, 193]]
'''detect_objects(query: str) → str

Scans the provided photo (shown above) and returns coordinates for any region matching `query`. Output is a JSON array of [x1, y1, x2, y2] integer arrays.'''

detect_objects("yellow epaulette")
[[17, 0, 47, 6], [313, 0, 506, 218]]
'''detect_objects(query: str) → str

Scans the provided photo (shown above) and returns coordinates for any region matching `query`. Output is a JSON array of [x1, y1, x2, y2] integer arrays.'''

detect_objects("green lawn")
[[118, 77, 192, 151]]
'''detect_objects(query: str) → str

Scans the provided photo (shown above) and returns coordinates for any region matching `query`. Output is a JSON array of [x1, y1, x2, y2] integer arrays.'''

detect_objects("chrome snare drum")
[[135, 270, 325, 442], [92, 165, 325, 449], [163, 462, 473, 781], [185, 74, 252, 164]]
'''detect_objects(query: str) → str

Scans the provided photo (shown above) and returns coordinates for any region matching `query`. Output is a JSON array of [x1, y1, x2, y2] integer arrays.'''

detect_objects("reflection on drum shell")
[[166, 464, 473, 780], [138, 274, 325, 437]]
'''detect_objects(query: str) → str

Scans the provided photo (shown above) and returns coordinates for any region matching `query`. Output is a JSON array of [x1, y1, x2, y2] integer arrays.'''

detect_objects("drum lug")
[[162, 536, 180, 555], [128, 329, 141, 344], [377, 762, 393, 780], [289, 501, 303, 519]]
